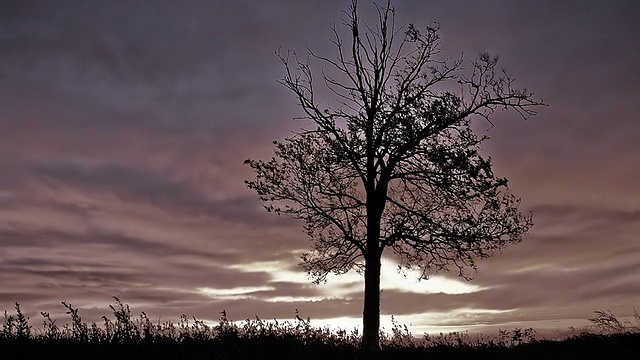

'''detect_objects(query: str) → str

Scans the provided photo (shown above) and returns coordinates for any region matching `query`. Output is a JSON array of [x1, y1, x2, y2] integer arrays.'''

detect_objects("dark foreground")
[[2, 298, 639, 359]]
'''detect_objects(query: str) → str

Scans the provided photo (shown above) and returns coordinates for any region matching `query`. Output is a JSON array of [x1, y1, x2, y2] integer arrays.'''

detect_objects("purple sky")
[[1, 0, 640, 335]]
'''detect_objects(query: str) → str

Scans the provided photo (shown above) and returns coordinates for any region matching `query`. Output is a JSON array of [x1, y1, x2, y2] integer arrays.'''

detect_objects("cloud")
[[1, 0, 640, 335]]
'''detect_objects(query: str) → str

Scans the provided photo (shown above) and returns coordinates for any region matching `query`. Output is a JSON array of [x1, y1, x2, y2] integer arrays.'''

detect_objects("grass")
[[1, 297, 639, 359]]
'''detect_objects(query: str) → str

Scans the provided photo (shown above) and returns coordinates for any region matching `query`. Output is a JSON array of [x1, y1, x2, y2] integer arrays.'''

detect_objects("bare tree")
[[245, 0, 543, 350]]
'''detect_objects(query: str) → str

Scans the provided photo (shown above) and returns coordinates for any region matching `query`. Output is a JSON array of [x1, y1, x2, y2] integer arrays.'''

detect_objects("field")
[[2, 298, 639, 359]]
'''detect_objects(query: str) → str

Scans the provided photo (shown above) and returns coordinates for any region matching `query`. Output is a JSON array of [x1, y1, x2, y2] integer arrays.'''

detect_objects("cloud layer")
[[1, 0, 640, 335]]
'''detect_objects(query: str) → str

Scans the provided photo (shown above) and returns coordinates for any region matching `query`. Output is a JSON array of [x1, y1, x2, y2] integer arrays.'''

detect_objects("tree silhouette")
[[245, 0, 543, 350]]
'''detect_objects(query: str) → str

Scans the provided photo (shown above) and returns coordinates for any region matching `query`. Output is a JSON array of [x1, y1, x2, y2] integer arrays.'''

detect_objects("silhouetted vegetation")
[[245, 0, 544, 349], [2, 297, 639, 359]]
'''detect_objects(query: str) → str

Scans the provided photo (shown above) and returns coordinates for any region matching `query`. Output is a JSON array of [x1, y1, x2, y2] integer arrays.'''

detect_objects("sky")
[[1, 0, 640, 336]]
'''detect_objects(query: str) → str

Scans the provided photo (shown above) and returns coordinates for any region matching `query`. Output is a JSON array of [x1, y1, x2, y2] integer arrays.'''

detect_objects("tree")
[[245, 0, 543, 350]]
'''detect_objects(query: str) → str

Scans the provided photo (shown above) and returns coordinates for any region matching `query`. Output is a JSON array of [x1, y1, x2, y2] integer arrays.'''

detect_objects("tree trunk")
[[362, 250, 381, 350], [362, 131, 384, 350]]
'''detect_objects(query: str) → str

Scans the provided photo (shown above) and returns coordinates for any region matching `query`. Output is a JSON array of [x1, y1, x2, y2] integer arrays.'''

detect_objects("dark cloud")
[[1, 0, 640, 334], [28, 159, 301, 230]]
